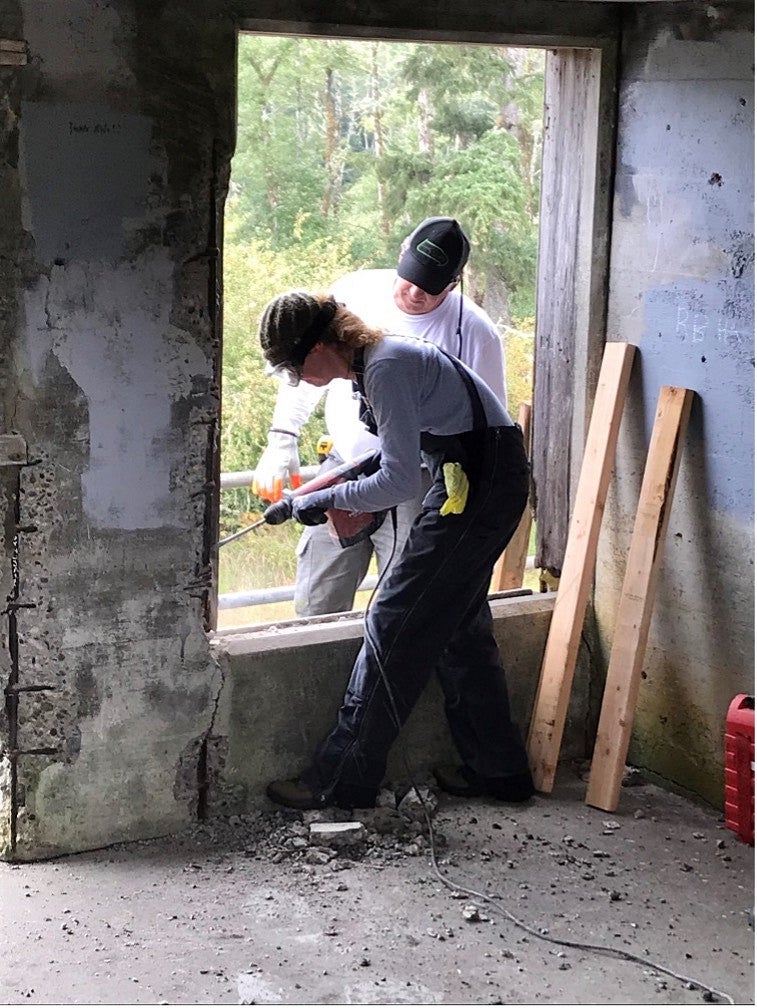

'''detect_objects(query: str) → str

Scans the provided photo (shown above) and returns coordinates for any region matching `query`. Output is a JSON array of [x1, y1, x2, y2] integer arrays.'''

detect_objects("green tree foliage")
[[220, 37, 545, 597], [222, 36, 544, 529], [400, 43, 514, 147], [504, 317, 536, 413], [221, 225, 353, 467], [220, 219, 355, 532], [402, 131, 537, 317], [230, 36, 543, 293], [233, 37, 366, 246]]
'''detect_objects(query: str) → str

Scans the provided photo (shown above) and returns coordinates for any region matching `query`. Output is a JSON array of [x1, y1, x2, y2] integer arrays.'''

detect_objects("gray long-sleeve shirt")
[[329, 335, 514, 514]]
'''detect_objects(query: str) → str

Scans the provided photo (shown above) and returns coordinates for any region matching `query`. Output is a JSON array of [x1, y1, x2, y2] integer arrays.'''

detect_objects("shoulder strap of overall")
[[352, 346, 378, 436], [437, 348, 487, 431]]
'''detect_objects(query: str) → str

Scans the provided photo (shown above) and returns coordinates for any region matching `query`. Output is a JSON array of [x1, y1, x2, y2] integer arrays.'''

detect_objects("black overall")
[[301, 352, 531, 807]]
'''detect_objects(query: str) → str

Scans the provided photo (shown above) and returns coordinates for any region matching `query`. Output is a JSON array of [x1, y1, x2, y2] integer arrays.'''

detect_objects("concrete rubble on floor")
[[0, 766, 753, 1006]]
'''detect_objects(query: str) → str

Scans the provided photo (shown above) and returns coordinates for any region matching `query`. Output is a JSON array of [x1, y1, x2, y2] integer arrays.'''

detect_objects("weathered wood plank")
[[239, 3, 621, 48], [532, 45, 617, 577], [492, 403, 533, 591], [527, 341, 636, 793], [585, 386, 694, 812]]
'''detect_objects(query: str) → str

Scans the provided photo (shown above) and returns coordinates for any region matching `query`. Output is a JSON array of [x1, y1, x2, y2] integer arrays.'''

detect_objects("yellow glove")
[[440, 462, 469, 516], [316, 435, 334, 460]]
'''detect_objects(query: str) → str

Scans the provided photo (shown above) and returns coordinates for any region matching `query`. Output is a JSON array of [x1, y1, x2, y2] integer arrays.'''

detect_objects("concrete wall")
[[599, 5, 754, 805], [0, 0, 752, 859], [0, 0, 237, 858]]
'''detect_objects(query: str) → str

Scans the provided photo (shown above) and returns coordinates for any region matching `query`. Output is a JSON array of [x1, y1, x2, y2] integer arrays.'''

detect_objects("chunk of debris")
[[309, 821, 367, 847], [359, 806, 406, 836], [398, 786, 438, 822], [302, 808, 354, 826], [376, 788, 397, 808], [304, 848, 333, 865], [462, 904, 489, 922]]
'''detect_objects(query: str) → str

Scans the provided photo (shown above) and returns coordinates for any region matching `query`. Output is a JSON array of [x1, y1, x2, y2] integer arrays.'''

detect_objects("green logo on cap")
[[415, 238, 449, 266]]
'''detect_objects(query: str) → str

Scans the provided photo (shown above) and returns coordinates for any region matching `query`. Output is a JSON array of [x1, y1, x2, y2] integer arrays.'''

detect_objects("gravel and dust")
[[1, 766, 753, 1006]]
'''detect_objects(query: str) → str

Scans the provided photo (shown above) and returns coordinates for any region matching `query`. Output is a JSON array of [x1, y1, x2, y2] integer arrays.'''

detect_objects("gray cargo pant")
[[293, 463, 432, 617]]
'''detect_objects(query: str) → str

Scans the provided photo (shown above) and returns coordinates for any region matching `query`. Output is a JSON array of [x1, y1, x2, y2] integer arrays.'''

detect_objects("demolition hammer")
[[218, 448, 384, 549]]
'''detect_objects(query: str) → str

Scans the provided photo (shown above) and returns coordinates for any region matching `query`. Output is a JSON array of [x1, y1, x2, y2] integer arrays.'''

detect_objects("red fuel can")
[[725, 694, 754, 845]]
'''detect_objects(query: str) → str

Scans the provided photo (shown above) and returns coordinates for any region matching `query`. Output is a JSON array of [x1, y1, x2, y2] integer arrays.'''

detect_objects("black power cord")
[[359, 524, 736, 1006]]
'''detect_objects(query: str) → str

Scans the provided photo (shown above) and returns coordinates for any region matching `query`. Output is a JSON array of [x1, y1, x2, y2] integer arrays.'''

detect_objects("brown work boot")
[[266, 778, 327, 810]]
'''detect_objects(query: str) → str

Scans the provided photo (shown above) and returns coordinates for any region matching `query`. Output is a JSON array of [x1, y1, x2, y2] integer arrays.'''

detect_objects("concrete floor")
[[0, 766, 753, 1006]]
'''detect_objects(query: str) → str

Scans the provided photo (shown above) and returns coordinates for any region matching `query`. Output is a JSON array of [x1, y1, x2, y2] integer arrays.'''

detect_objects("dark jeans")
[[301, 425, 531, 807]]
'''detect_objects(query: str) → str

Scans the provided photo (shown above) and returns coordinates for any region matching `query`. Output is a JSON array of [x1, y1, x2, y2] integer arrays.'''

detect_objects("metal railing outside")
[[219, 468, 533, 611], [220, 465, 331, 611], [220, 466, 318, 490]]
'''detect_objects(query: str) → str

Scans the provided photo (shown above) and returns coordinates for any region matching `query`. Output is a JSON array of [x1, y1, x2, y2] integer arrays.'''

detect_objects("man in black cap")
[[252, 217, 510, 616], [395, 216, 471, 297]]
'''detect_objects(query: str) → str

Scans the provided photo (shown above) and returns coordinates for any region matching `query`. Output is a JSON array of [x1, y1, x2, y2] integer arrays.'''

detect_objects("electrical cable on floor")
[[420, 806, 736, 1006], [360, 527, 736, 1007]]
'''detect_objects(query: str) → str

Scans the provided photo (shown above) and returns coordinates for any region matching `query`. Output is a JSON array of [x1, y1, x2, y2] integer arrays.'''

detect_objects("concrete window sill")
[[210, 591, 556, 654]]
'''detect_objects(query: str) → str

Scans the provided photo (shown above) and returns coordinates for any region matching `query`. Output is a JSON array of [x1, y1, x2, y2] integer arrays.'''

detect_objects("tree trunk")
[[321, 66, 342, 218], [370, 42, 390, 237], [417, 88, 434, 158]]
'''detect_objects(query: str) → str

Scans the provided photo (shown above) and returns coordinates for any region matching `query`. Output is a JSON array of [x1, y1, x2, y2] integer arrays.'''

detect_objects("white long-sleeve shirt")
[[269, 269, 507, 459]]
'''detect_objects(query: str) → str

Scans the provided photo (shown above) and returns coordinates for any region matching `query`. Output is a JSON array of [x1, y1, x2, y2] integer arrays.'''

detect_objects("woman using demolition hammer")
[[259, 289, 535, 811]]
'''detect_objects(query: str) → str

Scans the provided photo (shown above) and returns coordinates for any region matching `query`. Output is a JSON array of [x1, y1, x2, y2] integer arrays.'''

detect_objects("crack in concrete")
[[196, 654, 225, 820], [2, 467, 21, 854]]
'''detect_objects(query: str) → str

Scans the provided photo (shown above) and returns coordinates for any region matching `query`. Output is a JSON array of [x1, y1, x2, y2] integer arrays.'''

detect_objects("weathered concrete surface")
[[600, 6, 754, 806], [210, 596, 574, 813], [0, 0, 236, 859], [0, 0, 752, 862], [0, 770, 752, 1005], [0, 441, 25, 855]]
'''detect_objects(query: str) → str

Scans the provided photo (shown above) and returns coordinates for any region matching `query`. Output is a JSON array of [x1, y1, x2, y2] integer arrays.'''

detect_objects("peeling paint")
[[21, 256, 212, 530]]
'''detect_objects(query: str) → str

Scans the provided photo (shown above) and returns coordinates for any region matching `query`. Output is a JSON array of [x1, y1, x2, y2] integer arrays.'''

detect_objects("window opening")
[[218, 35, 545, 629]]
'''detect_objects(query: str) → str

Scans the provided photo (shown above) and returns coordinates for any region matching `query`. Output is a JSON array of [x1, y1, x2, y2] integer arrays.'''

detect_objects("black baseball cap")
[[396, 217, 471, 296]]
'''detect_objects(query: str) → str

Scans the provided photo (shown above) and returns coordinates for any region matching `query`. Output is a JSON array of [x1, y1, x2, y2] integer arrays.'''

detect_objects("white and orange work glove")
[[251, 430, 302, 503]]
